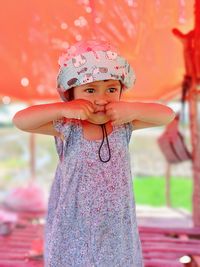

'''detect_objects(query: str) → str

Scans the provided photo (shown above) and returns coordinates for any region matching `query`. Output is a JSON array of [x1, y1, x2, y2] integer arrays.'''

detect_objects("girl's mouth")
[[94, 106, 106, 113]]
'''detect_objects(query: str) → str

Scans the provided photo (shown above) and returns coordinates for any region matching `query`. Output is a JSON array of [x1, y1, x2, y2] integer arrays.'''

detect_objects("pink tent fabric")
[[0, 0, 195, 102]]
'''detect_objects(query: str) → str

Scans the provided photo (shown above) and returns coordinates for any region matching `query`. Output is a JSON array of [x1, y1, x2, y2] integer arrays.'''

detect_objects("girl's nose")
[[94, 99, 109, 106]]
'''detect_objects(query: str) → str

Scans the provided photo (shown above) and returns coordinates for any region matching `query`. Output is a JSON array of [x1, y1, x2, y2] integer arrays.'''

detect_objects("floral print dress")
[[44, 118, 143, 267]]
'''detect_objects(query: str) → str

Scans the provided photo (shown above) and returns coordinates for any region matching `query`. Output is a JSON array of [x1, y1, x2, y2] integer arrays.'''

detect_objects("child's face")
[[74, 79, 122, 124]]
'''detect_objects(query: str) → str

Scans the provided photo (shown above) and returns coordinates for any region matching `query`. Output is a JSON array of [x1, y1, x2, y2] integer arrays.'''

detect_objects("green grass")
[[133, 176, 192, 212], [0, 158, 27, 168]]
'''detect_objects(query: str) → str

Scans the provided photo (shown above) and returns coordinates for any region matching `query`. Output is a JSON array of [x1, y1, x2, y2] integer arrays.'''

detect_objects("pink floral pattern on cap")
[[57, 40, 136, 101]]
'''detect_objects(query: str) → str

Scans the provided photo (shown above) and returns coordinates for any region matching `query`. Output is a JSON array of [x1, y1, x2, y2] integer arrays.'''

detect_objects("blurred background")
[[0, 100, 194, 212], [0, 0, 199, 223]]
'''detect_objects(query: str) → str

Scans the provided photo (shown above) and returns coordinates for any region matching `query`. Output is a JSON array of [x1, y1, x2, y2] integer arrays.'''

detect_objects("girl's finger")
[[78, 99, 95, 113], [79, 104, 94, 115], [88, 106, 95, 113], [87, 102, 95, 111], [84, 108, 93, 118], [81, 113, 89, 120], [84, 103, 95, 113], [106, 111, 116, 121], [78, 108, 89, 120], [105, 103, 113, 111], [106, 109, 118, 120], [105, 109, 113, 117]]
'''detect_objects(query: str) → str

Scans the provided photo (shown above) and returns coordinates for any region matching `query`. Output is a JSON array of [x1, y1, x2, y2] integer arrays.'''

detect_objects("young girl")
[[13, 40, 175, 267]]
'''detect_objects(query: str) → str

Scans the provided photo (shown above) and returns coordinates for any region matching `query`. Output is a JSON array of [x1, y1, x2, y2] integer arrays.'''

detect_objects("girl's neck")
[[82, 120, 111, 128], [81, 120, 113, 141]]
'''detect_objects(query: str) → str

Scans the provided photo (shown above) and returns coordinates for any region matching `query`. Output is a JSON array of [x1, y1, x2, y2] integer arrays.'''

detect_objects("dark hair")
[[63, 88, 74, 101], [119, 81, 123, 98], [68, 88, 74, 101]]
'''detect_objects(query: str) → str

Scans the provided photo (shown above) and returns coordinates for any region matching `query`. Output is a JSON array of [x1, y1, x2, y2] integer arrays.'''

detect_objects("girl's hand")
[[105, 101, 135, 126], [60, 99, 95, 120], [106, 101, 176, 127]]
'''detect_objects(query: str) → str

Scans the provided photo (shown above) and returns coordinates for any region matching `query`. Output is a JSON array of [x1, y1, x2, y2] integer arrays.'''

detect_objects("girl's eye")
[[85, 88, 95, 93], [108, 87, 118, 93]]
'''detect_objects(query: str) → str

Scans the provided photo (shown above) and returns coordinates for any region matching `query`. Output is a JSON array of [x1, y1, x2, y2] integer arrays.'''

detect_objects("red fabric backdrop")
[[0, 0, 195, 103]]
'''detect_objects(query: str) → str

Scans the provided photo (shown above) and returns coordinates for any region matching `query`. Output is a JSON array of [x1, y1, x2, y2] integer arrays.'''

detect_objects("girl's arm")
[[12, 102, 65, 136], [131, 119, 168, 130], [105, 101, 176, 129], [12, 100, 94, 136], [130, 102, 175, 130]]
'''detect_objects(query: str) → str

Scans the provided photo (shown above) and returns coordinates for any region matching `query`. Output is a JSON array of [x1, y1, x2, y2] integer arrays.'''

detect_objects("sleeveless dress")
[[44, 119, 143, 267]]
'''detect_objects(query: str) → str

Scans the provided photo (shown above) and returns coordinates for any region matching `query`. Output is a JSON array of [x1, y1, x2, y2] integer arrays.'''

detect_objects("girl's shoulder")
[[53, 117, 79, 127], [53, 118, 79, 141]]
